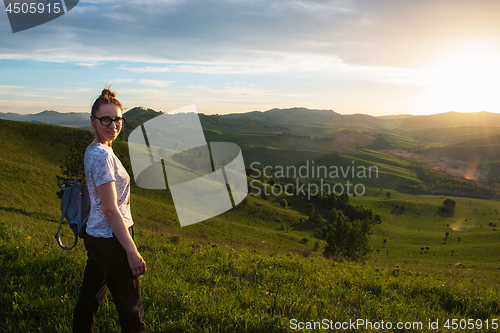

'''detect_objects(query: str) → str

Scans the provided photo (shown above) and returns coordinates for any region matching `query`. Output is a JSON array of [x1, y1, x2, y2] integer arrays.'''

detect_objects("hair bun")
[[101, 88, 116, 100], [91, 86, 123, 117]]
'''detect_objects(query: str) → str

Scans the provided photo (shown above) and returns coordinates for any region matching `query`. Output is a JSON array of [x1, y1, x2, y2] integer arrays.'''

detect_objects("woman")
[[73, 88, 147, 333]]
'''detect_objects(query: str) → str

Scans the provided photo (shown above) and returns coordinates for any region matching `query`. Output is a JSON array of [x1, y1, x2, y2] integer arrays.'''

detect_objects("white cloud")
[[111, 79, 135, 84], [119, 65, 171, 73], [138, 79, 175, 87], [188, 84, 311, 98], [3, 0, 499, 70], [0, 89, 65, 99], [76, 61, 104, 68], [0, 85, 23, 89]]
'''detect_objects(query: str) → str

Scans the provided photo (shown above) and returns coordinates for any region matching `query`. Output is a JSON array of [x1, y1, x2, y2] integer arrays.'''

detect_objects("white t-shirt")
[[84, 142, 133, 238]]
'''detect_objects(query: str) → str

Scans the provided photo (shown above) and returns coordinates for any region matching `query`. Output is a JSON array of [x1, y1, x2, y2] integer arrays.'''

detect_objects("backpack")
[[54, 161, 90, 250]]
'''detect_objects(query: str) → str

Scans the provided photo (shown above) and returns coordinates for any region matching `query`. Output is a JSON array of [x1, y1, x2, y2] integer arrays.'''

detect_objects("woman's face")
[[92, 103, 123, 146]]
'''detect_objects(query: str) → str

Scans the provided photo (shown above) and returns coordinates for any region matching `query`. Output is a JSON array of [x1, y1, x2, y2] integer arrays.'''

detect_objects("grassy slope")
[[204, 129, 422, 191], [410, 126, 500, 145], [417, 133, 500, 178], [2, 119, 500, 332], [204, 127, 417, 150]]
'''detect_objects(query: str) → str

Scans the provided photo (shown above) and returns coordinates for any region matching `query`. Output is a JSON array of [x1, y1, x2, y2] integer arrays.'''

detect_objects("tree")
[[443, 198, 456, 209], [323, 210, 372, 261], [308, 211, 322, 224], [306, 203, 315, 217], [386, 192, 391, 199], [279, 199, 288, 208], [327, 208, 339, 224], [440, 198, 456, 214]]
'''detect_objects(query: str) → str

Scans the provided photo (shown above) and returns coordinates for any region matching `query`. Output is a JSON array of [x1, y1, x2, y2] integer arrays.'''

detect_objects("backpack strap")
[[75, 159, 84, 182], [54, 160, 85, 250], [54, 180, 79, 250]]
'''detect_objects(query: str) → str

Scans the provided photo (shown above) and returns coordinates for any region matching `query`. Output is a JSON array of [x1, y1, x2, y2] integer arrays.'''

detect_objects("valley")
[[1, 108, 500, 332]]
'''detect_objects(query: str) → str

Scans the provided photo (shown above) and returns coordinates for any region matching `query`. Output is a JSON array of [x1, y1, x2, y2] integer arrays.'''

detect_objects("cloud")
[[75, 61, 104, 68], [111, 79, 135, 84], [138, 79, 175, 87], [187, 84, 312, 98], [118, 65, 171, 73], [0, 85, 23, 89], [0, 86, 65, 99], [2, 0, 499, 70], [2, 0, 500, 117]]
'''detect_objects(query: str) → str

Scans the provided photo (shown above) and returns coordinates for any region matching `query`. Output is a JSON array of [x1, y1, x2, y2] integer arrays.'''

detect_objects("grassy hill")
[[2, 119, 500, 332], [0, 110, 90, 129], [399, 111, 500, 132], [203, 129, 422, 192], [410, 126, 500, 145], [416, 133, 500, 178]]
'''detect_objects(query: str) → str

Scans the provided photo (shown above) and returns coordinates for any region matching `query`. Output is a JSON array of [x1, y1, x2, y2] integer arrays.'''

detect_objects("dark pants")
[[73, 231, 146, 333]]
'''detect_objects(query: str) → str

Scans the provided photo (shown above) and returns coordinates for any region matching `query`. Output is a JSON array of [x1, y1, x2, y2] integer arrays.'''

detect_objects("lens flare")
[[463, 154, 490, 180], [449, 216, 477, 232]]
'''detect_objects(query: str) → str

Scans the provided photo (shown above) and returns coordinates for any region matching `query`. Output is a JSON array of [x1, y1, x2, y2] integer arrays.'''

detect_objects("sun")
[[424, 43, 500, 113]]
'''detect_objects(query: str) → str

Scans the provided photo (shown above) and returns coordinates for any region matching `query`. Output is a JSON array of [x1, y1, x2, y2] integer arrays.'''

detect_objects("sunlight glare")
[[426, 45, 500, 112]]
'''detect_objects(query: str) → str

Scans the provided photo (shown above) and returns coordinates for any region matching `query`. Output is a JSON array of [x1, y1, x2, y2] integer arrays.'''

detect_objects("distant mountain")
[[224, 107, 342, 126], [222, 107, 399, 130], [0, 110, 90, 129], [411, 126, 500, 144], [4, 108, 500, 143], [202, 107, 406, 135], [0, 107, 164, 132], [399, 111, 500, 132]]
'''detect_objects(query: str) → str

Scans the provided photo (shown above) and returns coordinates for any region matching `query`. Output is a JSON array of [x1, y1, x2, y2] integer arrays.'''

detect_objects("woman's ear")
[[90, 115, 97, 136]]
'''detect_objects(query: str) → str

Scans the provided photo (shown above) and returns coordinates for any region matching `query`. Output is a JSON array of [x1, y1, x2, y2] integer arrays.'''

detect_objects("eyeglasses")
[[93, 116, 126, 126]]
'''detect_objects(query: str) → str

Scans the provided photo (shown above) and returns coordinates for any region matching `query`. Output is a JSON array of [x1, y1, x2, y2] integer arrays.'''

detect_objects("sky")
[[1, 0, 500, 116]]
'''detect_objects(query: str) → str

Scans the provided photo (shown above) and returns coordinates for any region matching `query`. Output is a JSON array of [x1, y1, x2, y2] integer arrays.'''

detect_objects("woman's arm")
[[97, 181, 146, 277]]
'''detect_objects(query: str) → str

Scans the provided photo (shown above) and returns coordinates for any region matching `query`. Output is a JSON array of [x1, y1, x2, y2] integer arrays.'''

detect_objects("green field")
[[1, 119, 500, 332]]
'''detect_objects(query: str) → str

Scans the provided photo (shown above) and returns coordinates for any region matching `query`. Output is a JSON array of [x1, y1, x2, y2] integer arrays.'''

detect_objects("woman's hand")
[[127, 251, 147, 277], [97, 181, 147, 277]]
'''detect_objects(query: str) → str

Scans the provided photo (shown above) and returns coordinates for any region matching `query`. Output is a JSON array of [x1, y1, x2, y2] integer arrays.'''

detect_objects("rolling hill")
[[2, 118, 500, 331], [0, 110, 90, 128], [7, 107, 500, 141]]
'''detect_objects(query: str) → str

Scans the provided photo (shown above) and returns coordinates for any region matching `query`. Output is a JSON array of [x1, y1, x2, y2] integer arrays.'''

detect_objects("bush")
[[443, 198, 456, 210], [323, 210, 372, 261], [306, 203, 315, 217], [279, 199, 288, 208], [168, 235, 180, 245]]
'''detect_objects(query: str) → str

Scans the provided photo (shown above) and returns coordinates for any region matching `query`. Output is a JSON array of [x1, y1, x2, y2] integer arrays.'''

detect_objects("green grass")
[[2, 119, 500, 332], [410, 126, 500, 145], [351, 192, 500, 278], [2, 209, 500, 332]]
